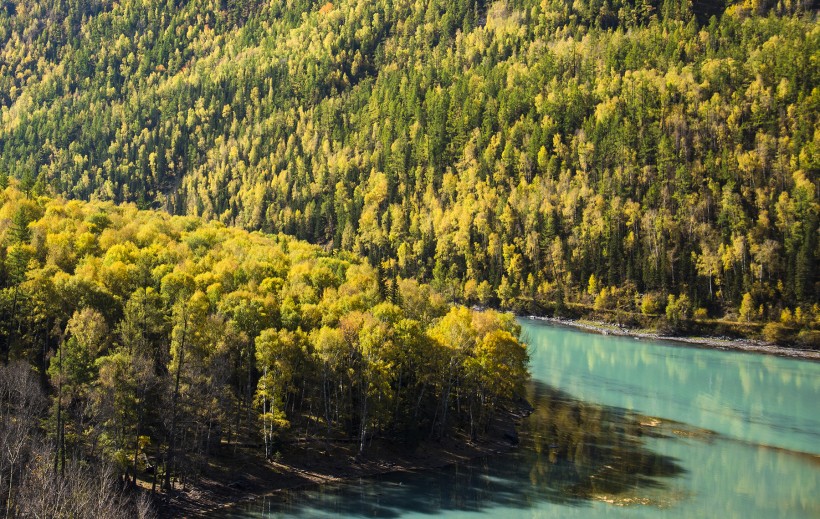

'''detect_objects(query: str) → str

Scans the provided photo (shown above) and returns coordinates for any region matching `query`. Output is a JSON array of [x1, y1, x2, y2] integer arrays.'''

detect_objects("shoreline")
[[524, 315, 820, 361], [154, 316, 816, 517], [157, 410, 528, 518]]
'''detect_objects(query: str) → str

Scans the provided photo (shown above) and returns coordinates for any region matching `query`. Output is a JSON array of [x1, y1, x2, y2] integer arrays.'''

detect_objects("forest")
[[0, 186, 528, 516], [1, 0, 818, 341], [0, 0, 818, 514]]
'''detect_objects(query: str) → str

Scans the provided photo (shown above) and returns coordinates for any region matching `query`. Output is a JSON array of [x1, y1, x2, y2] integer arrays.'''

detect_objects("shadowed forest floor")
[[154, 411, 528, 517]]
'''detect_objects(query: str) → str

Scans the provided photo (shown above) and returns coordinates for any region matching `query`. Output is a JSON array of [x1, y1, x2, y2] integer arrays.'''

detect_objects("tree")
[[640, 293, 664, 316], [665, 294, 691, 327], [465, 329, 528, 437], [255, 328, 308, 458], [48, 309, 107, 476], [310, 326, 348, 436], [94, 348, 157, 487], [0, 361, 46, 517], [163, 296, 194, 490], [0, 184, 530, 509], [739, 292, 755, 322], [429, 307, 476, 439]]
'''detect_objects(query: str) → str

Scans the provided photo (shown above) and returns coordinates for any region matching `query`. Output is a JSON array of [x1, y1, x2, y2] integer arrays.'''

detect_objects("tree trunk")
[[165, 305, 188, 491], [132, 389, 144, 488], [55, 334, 64, 478], [262, 367, 270, 459], [359, 390, 368, 456], [322, 366, 332, 436]]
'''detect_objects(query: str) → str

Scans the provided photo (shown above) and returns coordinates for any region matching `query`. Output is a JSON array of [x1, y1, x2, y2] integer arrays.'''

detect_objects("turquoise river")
[[219, 318, 819, 518]]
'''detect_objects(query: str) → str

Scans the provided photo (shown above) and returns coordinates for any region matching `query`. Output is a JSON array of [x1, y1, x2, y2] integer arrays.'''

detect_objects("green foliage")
[[0, 0, 815, 321], [640, 292, 664, 316], [762, 322, 788, 344], [0, 186, 527, 486], [665, 293, 692, 326], [594, 287, 616, 312]]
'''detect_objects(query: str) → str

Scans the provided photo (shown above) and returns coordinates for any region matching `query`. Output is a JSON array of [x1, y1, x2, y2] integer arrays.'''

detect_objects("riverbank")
[[155, 408, 529, 518], [525, 316, 820, 361]]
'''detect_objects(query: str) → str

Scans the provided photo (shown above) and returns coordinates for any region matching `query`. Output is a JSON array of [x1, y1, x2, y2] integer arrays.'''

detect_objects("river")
[[218, 318, 820, 518]]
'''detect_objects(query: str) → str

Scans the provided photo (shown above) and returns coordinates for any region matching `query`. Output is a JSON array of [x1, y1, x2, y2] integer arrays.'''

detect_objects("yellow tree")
[[310, 326, 347, 435], [428, 307, 477, 438], [255, 328, 308, 458], [466, 329, 528, 436]]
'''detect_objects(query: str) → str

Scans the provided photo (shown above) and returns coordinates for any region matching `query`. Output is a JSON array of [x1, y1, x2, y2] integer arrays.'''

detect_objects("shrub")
[[594, 287, 616, 312], [640, 293, 664, 316], [666, 294, 692, 325], [762, 322, 788, 344]]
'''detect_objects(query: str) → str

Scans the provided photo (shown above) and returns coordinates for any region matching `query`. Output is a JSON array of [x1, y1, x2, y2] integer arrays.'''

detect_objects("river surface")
[[219, 319, 820, 518]]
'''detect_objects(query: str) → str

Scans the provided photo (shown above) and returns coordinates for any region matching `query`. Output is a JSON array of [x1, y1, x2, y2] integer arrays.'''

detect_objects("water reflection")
[[218, 322, 820, 518], [520, 319, 820, 454], [219, 380, 688, 518], [521, 380, 689, 505]]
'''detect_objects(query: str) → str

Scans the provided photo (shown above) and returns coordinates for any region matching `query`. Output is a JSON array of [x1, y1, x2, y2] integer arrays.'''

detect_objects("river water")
[[219, 318, 819, 518]]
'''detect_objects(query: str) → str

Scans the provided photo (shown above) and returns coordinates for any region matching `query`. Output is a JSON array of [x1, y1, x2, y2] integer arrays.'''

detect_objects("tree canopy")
[[0, 185, 528, 512], [0, 0, 817, 326]]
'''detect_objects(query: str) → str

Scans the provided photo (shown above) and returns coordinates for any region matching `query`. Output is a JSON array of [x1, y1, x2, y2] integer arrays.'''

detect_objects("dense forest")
[[1, 0, 818, 339], [0, 186, 528, 516], [0, 0, 818, 515]]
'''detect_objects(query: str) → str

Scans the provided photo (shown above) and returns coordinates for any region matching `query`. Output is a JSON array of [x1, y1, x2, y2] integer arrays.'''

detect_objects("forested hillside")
[[0, 186, 528, 515], [0, 0, 818, 330]]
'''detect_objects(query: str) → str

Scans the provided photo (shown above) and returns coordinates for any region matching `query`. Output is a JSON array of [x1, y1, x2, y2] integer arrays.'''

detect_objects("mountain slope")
[[1, 0, 818, 326]]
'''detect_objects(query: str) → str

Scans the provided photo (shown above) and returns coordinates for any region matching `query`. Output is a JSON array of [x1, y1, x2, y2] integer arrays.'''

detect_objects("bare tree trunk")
[[262, 367, 270, 459], [435, 360, 455, 440], [413, 382, 427, 420], [5, 463, 14, 519], [393, 370, 403, 426], [4, 284, 21, 363], [55, 331, 65, 478], [132, 389, 144, 488], [305, 399, 313, 439], [245, 341, 253, 446], [151, 454, 158, 495], [359, 386, 368, 456], [322, 366, 332, 436]]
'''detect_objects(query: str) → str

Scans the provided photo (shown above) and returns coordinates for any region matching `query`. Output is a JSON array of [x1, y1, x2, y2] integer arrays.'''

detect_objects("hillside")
[[2, 0, 819, 326], [2, 0, 818, 334]]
